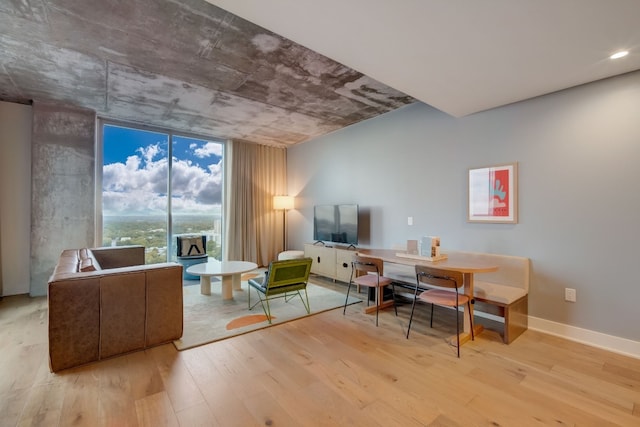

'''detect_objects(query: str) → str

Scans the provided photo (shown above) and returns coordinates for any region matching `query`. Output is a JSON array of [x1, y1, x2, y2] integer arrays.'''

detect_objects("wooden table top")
[[186, 259, 258, 276], [354, 248, 499, 274]]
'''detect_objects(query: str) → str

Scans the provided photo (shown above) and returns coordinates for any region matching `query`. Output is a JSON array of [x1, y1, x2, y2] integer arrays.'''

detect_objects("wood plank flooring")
[[1, 279, 639, 426]]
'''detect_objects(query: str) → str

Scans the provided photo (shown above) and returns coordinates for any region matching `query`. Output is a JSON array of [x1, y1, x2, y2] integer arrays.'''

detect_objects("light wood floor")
[[1, 280, 639, 427]]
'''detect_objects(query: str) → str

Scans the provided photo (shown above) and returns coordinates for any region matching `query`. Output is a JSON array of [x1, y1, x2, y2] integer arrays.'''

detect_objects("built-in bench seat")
[[384, 250, 530, 344]]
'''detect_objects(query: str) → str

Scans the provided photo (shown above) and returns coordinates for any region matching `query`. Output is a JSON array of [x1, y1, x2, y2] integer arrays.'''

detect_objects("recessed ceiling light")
[[610, 50, 629, 59]]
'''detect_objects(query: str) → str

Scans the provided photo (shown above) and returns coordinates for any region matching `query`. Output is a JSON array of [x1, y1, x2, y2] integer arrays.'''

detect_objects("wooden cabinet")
[[335, 249, 355, 283], [304, 244, 356, 283], [304, 244, 335, 277]]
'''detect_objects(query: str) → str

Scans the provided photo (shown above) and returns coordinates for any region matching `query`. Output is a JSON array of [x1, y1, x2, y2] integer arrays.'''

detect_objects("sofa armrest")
[[48, 277, 101, 372], [90, 245, 145, 269]]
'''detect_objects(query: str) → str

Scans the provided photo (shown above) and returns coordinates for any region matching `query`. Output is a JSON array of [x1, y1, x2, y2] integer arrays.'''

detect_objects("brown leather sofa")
[[48, 245, 183, 372]]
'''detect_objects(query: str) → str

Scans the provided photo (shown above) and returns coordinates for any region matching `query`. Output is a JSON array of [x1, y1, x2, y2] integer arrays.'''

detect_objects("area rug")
[[173, 277, 361, 350]]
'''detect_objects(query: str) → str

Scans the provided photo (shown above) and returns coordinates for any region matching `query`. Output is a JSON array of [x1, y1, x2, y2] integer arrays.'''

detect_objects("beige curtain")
[[225, 140, 287, 266]]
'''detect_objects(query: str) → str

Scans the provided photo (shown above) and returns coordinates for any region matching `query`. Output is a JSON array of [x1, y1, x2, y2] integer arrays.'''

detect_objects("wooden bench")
[[383, 250, 530, 344]]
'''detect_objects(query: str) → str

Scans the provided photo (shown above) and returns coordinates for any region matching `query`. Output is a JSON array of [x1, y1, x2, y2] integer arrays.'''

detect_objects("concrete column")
[[30, 102, 95, 296]]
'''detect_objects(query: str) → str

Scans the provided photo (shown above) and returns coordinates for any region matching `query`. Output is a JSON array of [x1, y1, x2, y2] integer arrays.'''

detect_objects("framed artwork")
[[468, 162, 518, 223]]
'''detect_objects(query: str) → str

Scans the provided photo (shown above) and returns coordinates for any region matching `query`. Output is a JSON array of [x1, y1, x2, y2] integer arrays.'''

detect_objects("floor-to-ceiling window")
[[98, 121, 224, 264]]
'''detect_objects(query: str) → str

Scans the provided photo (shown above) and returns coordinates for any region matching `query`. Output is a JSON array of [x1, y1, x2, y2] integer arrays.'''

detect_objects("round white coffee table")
[[187, 259, 258, 300]]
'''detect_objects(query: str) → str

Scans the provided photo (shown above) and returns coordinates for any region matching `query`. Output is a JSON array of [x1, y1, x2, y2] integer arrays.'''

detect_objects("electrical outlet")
[[565, 288, 577, 302], [407, 216, 413, 226]]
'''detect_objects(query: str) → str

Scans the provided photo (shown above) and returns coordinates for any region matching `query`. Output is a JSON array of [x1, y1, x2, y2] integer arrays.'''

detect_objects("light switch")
[[408, 216, 413, 226]]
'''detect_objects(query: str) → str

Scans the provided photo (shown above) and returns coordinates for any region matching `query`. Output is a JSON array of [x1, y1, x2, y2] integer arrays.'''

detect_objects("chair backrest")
[[352, 255, 384, 276], [176, 235, 206, 257], [415, 265, 463, 290], [265, 258, 313, 290]]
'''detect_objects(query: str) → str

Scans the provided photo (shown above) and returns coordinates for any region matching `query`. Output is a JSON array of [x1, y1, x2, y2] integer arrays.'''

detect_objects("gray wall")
[[0, 101, 32, 296], [30, 102, 96, 296], [287, 70, 640, 342]]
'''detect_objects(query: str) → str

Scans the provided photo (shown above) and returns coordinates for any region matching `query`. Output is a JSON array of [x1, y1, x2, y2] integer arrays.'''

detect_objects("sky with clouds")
[[102, 125, 223, 216]]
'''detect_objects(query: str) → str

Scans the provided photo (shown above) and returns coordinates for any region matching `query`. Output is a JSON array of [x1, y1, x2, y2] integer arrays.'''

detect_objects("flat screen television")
[[313, 204, 359, 245]]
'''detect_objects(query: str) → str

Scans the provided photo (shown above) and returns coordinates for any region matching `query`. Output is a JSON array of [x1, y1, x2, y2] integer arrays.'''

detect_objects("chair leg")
[[467, 300, 475, 341], [406, 301, 416, 339], [248, 287, 262, 311], [343, 280, 353, 315], [430, 303, 434, 328], [375, 285, 379, 327], [456, 304, 460, 358], [299, 289, 310, 314], [265, 296, 272, 324], [254, 293, 269, 320], [406, 286, 420, 339], [391, 283, 398, 316]]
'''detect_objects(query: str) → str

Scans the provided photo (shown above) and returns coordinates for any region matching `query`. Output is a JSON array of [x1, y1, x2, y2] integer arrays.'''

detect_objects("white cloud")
[[193, 142, 223, 158], [103, 143, 222, 215], [138, 143, 164, 164]]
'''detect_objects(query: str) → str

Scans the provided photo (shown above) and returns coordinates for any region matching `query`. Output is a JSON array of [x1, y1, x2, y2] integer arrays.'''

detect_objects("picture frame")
[[468, 162, 518, 223]]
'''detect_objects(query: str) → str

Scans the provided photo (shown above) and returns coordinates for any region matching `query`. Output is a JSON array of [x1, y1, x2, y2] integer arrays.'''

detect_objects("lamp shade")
[[273, 195, 294, 210]]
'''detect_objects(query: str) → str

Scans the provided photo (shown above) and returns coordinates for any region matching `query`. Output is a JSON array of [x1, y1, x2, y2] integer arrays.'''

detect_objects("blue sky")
[[102, 124, 223, 216]]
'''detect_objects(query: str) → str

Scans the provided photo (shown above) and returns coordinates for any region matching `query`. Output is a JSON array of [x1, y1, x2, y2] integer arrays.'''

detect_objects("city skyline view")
[[102, 124, 225, 262]]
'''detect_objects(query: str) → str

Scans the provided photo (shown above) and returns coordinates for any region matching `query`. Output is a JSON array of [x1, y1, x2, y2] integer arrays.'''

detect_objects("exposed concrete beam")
[[0, 0, 413, 145]]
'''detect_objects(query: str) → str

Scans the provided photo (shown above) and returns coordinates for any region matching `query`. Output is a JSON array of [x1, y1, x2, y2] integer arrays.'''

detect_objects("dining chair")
[[406, 265, 474, 357], [344, 255, 398, 326]]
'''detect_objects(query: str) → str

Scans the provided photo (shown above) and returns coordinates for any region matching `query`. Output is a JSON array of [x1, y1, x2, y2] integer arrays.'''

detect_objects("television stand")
[[304, 243, 357, 283], [313, 240, 326, 246]]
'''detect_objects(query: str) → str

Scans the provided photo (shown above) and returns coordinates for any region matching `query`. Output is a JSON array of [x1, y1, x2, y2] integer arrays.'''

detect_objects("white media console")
[[304, 243, 358, 283]]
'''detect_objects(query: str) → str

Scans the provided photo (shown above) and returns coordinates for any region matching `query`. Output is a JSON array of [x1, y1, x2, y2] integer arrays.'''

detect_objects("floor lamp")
[[273, 195, 294, 251]]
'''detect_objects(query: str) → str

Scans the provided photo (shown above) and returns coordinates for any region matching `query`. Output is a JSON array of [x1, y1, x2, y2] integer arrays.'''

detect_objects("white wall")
[[288, 70, 640, 344], [0, 101, 32, 296]]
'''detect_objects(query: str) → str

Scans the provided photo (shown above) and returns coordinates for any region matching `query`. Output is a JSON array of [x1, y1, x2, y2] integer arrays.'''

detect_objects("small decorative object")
[[468, 162, 518, 223], [407, 240, 419, 255], [398, 236, 446, 262], [421, 236, 440, 257]]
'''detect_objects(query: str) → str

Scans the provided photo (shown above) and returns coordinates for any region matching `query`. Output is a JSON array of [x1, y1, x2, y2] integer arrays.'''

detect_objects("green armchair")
[[248, 257, 313, 323]]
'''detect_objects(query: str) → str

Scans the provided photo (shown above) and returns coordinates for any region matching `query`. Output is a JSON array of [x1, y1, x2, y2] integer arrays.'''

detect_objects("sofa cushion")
[[474, 280, 527, 305], [90, 245, 145, 269], [54, 249, 81, 272], [79, 258, 97, 272], [78, 248, 91, 260], [78, 248, 102, 272]]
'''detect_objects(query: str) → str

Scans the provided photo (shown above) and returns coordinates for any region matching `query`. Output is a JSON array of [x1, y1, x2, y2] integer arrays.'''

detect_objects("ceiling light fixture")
[[610, 50, 629, 59]]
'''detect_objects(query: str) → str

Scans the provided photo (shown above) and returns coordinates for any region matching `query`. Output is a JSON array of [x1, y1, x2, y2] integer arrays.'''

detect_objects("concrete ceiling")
[[209, 0, 640, 117], [0, 0, 414, 146], [4, 1, 640, 147]]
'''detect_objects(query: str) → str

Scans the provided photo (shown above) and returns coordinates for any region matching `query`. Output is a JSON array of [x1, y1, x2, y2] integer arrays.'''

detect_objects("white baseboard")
[[528, 316, 640, 360], [434, 309, 639, 359]]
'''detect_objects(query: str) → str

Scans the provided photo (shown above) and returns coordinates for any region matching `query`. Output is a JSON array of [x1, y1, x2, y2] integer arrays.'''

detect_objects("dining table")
[[355, 248, 499, 345]]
